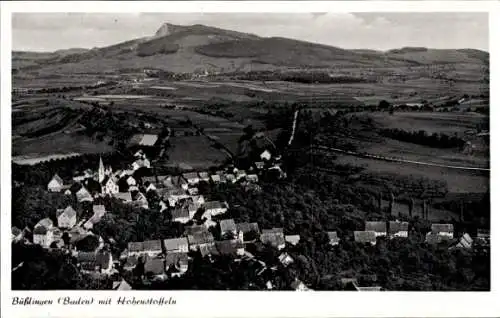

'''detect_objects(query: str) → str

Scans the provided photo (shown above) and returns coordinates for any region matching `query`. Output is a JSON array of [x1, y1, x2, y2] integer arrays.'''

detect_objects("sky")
[[12, 12, 489, 52]]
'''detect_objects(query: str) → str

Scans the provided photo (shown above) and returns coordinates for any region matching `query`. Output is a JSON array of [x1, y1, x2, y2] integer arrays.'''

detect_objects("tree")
[[75, 235, 100, 252], [378, 100, 391, 110]]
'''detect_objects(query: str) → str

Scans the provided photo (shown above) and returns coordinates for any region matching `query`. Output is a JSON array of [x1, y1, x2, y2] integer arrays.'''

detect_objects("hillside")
[[12, 22, 489, 75]]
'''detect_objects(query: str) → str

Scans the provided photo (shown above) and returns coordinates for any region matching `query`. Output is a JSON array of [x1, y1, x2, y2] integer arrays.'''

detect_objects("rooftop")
[[220, 219, 237, 233], [354, 231, 377, 243], [57, 206, 77, 218], [431, 223, 454, 233], [389, 221, 409, 233], [171, 207, 189, 219], [365, 221, 387, 233], [128, 240, 162, 253], [236, 222, 260, 234], [164, 237, 189, 251], [204, 201, 226, 210], [188, 231, 215, 246]]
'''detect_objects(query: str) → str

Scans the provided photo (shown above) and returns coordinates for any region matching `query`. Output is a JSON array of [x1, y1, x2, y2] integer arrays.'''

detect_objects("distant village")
[[12, 132, 490, 291]]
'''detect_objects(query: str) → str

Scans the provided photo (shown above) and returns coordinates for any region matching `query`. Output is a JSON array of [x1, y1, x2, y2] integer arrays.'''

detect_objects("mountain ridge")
[[12, 22, 489, 74]]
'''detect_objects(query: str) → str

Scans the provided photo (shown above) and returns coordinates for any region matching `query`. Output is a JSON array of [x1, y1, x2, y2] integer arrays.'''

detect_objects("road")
[[313, 145, 490, 172], [287, 110, 299, 146]]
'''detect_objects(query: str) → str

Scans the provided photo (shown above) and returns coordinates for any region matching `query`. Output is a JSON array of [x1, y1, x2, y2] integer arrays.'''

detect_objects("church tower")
[[98, 156, 105, 183]]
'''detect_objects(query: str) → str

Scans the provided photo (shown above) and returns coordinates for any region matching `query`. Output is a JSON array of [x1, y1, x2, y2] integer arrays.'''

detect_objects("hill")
[[12, 23, 489, 75]]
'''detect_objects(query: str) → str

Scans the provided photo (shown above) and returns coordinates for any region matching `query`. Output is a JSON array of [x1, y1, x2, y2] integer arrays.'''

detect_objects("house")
[[365, 221, 387, 237], [454, 233, 474, 249], [64, 189, 72, 196], [118, 169, 135, 178], [225, 174, 236, 183], [163, 175, 188, 190], [260, 150, 272, 161], [77, 251, 113, 275], [69, 226, 89, 244], [56, 206, 77, 229], [210, 174, 221, 183], [76, 186, 93, 203], [102, 175, 119, 195], [171, 207, 190, 224], [215, 240, 245, 256], [144, 257, 166, 279], [113, 192, 133, 203], [204, 219, 217, 230], [185, 224, 206, 236], [144, 182, 157, 193], [164, 237, 189, 254], [187, 231, 215, 251], [47, 174, 64, 192], [260, 228, 286, 250], [354, 231, 377, 245], [220, 219, 237, 237], [142, 175, 157, 185], [123, 255, 141, 271], [236, 222, 260, 241], [133, 192, 149, 209], [388, 221, 409, 238], [191, 195, 205, 206], [83, 213, 106, 230], [160, 201, 169, 213], [431, 223, 454, 239], [285, 235, 301, 246], [266, 280, 273, 290], [198, 171, 210, 182], [246, 174, 259, 183], [93, 205, 106, 216], [290, 279, 310, 291], [278, 252, 294, 266], [254, 161, 265, 170], [12, 227, 23, 242], [33, 218, 54, 247], [477, 229, 490, 239], [127, 240, 163, 257], [132, 158, 151, 171], [182, 172, 199, 185], [475, 229, 490, 247], [126, 176, 137, 187], [113, 279, 132, 290], [164, 189, 189, 207], [134, 149, 145, 158], [165, 252, 189, 277], [327, 231, 340, 246], [425, 232, 444, 244], [187, 187, 199, 196], [203, 201, 228, 217], [236, 170, 247, 181]]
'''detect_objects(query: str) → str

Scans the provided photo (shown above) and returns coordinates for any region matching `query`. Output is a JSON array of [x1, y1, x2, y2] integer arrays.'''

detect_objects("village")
[[11, 130, 491, 291]]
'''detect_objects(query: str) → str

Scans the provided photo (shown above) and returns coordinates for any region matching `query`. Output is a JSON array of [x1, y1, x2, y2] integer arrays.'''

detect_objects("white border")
[[1, 2, 499, 318]]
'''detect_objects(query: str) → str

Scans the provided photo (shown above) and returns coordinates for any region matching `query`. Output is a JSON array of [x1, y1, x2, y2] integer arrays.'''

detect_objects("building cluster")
[[13, 144, 489, 291], [354, 220, 486, 250]]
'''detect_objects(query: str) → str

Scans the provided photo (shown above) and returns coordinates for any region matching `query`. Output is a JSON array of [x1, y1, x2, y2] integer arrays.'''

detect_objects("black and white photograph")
[[6, 7, 493, 295]]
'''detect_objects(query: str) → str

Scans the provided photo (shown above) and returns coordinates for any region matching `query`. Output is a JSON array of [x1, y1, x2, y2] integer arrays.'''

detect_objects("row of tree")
[[379, 128, 466, 149]]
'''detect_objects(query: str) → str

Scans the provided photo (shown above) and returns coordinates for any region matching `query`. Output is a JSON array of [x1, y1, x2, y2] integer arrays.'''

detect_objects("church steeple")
[[98, 156, 105, 183]]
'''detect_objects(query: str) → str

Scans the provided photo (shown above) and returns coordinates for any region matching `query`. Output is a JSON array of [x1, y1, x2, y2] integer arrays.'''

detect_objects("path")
[[287, 110, 299, 146], [313, 145, 490, 172]]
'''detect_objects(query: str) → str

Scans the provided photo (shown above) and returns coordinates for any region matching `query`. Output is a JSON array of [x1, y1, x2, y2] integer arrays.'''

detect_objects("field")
[[340, 111, 489, 169], [12, 132, 113, 157], [336, 154, 489, 194], [365, 112, 487, 135], [165, 136, 230, 169]]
